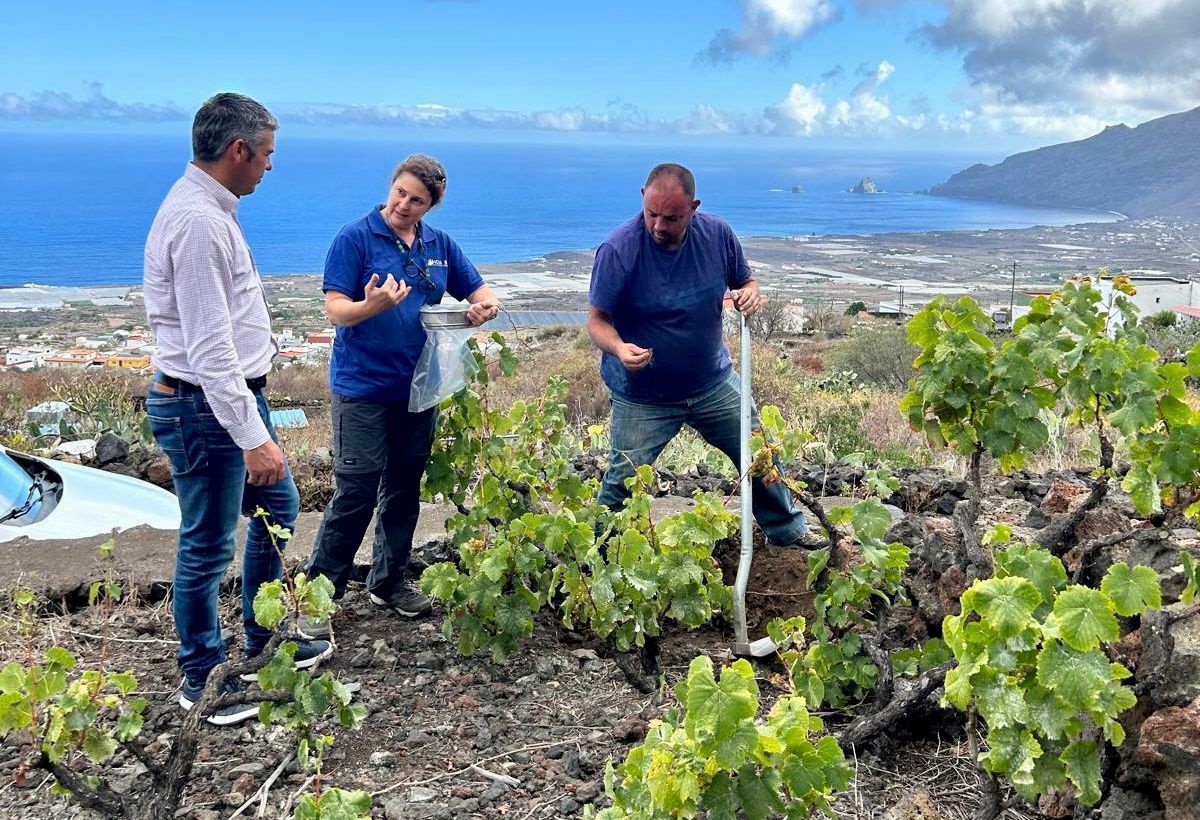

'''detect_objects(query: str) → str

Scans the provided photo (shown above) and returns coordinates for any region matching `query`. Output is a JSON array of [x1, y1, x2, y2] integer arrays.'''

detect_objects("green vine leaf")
[[993, 544, 1067, 610], [1100, 562, 1162, 617], [1051, 586, 1119, 651], [252, 580, 288, 632], [683, 658, 759, 770], [1060, 739, 1102, 806], [973, 670, 1030, 730], [1182, 552, 1200, 604], [1036, 643, 1110, 710], [962, 577, 1042, 639]]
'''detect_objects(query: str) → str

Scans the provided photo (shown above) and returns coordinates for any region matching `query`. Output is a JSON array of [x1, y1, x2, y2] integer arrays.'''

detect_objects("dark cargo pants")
[[305, 393, 436, 598]]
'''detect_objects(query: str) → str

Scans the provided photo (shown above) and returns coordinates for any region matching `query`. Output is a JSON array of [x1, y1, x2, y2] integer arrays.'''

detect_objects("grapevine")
[[0, 520, 370, 820], [590, 655, 851, 819], [421, 336, 736, 666], [942, 537, 1159, 814]]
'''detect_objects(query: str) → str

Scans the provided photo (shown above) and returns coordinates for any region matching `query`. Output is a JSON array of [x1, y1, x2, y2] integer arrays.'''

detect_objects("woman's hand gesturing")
[[364, 272, 410, 316]]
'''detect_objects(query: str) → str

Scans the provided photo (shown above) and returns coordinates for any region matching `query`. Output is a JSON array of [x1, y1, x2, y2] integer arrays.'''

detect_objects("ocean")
[[0, 132, 1118, 289]]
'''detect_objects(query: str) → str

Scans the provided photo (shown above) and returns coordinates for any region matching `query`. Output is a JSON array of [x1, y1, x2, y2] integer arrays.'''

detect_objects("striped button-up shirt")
[[144, 163, 275, 450]]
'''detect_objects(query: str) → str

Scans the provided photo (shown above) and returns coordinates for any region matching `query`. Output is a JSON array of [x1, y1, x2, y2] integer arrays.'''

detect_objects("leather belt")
[[157, 372, 267, 392]]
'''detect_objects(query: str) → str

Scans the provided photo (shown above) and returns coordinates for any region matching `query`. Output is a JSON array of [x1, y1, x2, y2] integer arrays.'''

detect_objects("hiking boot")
[[369, 578, 432, 618], [240, 637, 334, 681], [769, 530, 829, 549], [179, 677, 260, 726]]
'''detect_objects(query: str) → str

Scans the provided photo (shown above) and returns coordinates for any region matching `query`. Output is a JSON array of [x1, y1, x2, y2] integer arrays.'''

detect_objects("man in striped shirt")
[[144, 93, 331, 726]]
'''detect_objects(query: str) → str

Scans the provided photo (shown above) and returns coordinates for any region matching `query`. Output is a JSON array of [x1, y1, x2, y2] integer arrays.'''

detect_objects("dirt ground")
[[0, 540, 1022, 820]]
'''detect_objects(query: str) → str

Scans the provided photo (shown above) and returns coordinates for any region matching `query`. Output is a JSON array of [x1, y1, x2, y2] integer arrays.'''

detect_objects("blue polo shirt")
[[324, 209, 484, 402], [589, 212, 751, 402]]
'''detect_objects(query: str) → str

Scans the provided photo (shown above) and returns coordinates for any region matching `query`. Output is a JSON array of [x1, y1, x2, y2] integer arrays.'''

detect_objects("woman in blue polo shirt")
[[304, 154, 499, 624]]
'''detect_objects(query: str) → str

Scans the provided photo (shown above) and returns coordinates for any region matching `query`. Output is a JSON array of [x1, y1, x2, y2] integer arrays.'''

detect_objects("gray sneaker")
[[369, 578, 432, 618], [179, 677, 261, 726], [239, 637, 334, 682], [297, 614, 331, 640]]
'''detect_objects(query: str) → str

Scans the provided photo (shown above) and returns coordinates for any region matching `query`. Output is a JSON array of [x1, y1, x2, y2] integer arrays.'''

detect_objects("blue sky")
[[3, 0, 1197, 151]]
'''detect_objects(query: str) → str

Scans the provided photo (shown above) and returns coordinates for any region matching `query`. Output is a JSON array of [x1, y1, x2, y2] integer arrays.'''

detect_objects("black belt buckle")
[[245, 375, 267, 392]]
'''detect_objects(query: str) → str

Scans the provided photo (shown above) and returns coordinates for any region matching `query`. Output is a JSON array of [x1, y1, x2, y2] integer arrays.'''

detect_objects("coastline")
[[1, 214, 1195, 315]]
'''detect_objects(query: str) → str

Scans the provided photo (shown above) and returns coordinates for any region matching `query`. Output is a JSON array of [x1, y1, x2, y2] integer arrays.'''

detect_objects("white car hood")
[[0, 457, 180, 542]]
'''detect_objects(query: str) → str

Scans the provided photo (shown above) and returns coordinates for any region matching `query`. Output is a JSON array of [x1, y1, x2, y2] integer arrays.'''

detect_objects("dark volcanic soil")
[[0, 543, 1002, 820]]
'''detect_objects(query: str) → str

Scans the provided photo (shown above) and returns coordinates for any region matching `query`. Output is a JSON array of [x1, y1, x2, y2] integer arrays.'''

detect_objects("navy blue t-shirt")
[[588, 212, 751, 402], [324, 209, 484, 402]]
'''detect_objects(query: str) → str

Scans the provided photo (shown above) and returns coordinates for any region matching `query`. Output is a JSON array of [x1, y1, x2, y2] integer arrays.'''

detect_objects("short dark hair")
[[192, 93, 278, 163], [645, 163, 696, 199], [391, 154, 448, 207]]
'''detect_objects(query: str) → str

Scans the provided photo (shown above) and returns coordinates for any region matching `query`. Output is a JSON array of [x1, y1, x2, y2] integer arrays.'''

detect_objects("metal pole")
[[1009, 261, 1017, 322], [732, 313, 753, 655]]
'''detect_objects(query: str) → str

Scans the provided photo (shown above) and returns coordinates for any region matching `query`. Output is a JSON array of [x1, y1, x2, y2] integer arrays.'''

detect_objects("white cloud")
[[534, 107, 588, 131], [762, 60, 897, 135], [0, 84, 185, 122], [920, 0, 1200, 127], [679, 104, 741, 135], [851, 59, 896, 96], [698, 0, 841, 63], [756, 0, 840, 36], [943, 89, 1112, 141], [0, 88, 746, 137], [763, 83, 829, 135], [281, 99, 755, 137]]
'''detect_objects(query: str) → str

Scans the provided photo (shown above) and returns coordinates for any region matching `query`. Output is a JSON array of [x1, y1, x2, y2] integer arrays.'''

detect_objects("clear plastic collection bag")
[[408, 307, 479, 412]]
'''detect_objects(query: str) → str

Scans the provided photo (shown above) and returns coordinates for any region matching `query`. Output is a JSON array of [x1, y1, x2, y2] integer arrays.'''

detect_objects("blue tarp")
[[269, 408, 308, 429]]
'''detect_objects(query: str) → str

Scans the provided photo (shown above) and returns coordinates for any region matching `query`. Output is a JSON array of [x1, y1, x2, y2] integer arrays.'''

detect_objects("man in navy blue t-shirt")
[[588, 163, 816, 547]]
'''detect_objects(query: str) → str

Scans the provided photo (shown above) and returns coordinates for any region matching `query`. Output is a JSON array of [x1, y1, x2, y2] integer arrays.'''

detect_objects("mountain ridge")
[[929, 106, 1200, 220]]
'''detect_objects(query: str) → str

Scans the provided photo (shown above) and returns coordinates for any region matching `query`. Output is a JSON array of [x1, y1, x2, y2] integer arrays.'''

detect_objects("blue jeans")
[[306, 394, 436, 598], [146, 375, 299, 685], [597, 370, 808, 545]]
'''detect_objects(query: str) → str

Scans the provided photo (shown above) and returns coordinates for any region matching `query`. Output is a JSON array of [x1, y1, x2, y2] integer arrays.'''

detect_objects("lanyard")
[[396, 232, 437, 294], [396, 233, 424, 271]]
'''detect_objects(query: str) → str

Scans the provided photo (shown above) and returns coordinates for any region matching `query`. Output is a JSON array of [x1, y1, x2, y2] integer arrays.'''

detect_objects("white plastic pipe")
[[732, 313, 753, 655]]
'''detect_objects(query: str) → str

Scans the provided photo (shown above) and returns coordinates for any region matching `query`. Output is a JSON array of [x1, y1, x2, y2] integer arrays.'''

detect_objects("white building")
[[1097, 273, 1198, 321], [4, 347, 52, 369]]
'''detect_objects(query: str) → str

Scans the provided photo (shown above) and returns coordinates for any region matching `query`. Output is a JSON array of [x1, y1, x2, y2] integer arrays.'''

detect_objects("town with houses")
[[2, 324, 335, 374], [3, 217, 1200, 377]]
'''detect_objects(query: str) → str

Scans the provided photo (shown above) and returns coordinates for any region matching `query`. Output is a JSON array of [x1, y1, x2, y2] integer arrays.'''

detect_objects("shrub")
[[792, 353, 824, 373], [784, 388, 870, 462], [744, 298, 795, 340], [49, 370, 152, 446], [488, 330, 609, 424], [1144, 318, 1200, 362], [268, 363, 330, 405], [726, 336, 806, 411], [0, 370, 59, 414], [806, 309, 850, 338], [1143, 309, 1177, 328], [858, 388, 931, 468], [826, 324, 919, 389]]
